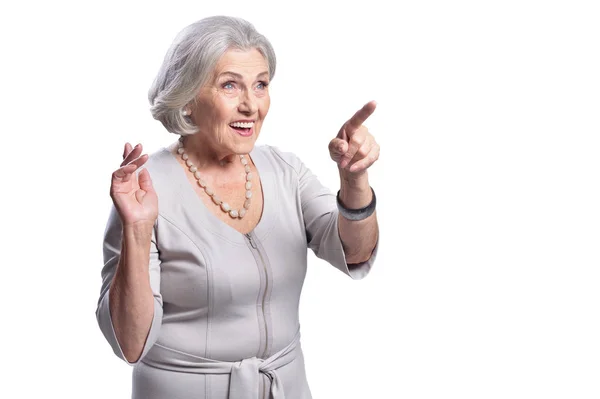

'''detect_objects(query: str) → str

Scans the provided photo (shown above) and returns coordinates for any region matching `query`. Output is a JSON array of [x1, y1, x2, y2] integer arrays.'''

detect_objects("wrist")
[[339, 168, 369, 188], [339, 169, 371, 208], [122, 222, 154, 244]]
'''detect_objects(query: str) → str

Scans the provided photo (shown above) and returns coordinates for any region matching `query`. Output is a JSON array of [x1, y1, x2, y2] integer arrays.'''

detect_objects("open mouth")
[[229, 121, 255, 136], [230, 126, 252, 133]]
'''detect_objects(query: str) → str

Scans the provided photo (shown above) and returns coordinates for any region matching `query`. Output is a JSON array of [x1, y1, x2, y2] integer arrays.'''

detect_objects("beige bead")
[[186, 159, 193, 167], [229, 209, 239, 218], [198, 179, 207, 188], [221, 202, 231, 212], [245, 165, 251, 173], [205, 187, 214, 196], [177, 148, 184, 154], [194, 171, 202, 179], [190, 166, 197, 173], [182, 153, 189, 160], [245, 190, 252, 199], [245, 182, 252, 190], [244, 199, 251, 209], [239, 208, 247, 218], [241, 158, 248, 166], [246, 172, 253, 181], [212, 195, 222, 205]]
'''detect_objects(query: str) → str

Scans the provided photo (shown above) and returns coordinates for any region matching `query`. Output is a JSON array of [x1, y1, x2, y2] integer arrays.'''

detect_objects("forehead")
[[213, 48, 269, 77]]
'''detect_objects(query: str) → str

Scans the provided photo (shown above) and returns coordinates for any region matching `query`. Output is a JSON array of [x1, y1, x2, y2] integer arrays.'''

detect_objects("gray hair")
[[148, 16, 277, 136]]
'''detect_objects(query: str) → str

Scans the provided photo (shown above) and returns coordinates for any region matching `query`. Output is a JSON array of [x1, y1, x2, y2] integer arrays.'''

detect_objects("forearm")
[[337, 170, 379, 264], [109, 224, 155, 363]]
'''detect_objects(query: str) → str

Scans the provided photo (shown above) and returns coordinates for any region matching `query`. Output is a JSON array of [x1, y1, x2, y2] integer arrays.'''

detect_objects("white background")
[[1, 0, 599, 398]]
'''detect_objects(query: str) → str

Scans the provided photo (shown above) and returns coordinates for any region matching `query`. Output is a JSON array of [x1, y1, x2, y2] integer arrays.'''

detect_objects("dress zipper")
[[245, 233, 257, 249], [245, 232, 269, 359]]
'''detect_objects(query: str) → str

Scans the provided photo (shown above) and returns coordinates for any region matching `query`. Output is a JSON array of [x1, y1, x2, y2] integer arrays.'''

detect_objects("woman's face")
[[189, 48, 271, 156]]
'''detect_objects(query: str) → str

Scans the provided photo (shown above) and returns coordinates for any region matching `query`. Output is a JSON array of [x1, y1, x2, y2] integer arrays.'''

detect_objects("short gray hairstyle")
[[148, 16, 277, 136]]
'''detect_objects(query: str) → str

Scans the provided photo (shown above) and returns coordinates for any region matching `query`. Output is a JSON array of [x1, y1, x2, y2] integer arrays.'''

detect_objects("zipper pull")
[[245, 233, 257, 249]]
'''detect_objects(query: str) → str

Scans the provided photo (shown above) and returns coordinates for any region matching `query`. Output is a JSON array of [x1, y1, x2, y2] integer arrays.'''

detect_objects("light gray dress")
[[96, 145, 378, 399]]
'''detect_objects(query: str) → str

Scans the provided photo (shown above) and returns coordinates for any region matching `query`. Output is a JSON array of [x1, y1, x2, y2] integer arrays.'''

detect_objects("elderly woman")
[[96, 15, 380, 399]]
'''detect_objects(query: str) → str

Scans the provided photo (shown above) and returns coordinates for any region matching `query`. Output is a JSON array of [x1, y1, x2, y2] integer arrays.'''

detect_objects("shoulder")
[[134, 147, 179, 196], [252, 144, 305, 176], [138, 147, 173, 178]]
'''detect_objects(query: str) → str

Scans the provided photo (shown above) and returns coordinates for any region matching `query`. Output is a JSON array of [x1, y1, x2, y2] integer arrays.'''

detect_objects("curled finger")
[[122, 142, 132, 159], [348, 143, 380, 173], [340, 134, 365, 169], [112, 163, 138, 181], [129, 153, 149, 169], [121, 143, 143, 167]]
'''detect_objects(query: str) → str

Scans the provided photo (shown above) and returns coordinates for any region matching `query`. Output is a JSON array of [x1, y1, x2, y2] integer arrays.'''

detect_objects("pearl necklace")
[[177, 138, 252, 219]]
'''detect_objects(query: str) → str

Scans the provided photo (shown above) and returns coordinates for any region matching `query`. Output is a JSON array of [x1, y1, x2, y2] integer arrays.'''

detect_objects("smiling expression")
[[188, 48, 271, 156]]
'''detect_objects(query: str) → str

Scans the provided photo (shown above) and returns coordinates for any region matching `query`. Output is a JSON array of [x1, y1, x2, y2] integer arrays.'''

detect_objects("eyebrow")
[[218, 71, 269, 80]]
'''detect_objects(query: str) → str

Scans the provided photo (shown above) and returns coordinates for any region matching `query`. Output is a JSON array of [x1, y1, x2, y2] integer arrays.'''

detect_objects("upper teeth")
[[230, 121, 254, 128]]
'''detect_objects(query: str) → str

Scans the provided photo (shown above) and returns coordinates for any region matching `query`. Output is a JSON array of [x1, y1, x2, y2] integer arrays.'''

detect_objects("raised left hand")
[[328, 100, 380, 176]]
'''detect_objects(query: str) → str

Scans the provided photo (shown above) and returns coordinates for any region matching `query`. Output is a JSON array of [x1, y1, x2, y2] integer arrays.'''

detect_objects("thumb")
[[328, 138, 348, 164], [138, 168, 155, 193]]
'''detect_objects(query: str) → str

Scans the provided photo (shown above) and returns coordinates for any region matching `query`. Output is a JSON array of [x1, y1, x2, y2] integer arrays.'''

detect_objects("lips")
[[229, 125, 254, 137], [229, 120, 256, 137]]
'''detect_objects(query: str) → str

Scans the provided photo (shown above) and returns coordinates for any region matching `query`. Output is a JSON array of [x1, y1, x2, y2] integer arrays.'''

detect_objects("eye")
[[256, 81, 269, 90], [222, 81, 236, 90]]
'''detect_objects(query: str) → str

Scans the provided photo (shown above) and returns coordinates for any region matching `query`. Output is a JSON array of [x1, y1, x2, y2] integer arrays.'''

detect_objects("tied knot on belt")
[[143, 330, 301, 399], [229, 355, 285, 399]]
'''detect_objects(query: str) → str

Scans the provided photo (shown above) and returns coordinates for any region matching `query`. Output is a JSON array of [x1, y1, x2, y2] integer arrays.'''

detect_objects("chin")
[[235, 139, 257, 155], [234, 130, 260, 154]]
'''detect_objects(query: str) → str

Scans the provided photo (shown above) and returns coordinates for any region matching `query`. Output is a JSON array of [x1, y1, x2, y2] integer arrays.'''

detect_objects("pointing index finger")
[[346, 100, 377, 133]]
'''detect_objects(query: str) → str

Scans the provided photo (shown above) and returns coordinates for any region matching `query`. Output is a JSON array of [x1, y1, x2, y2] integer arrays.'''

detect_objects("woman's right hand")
[[110, 143, 158, 229]]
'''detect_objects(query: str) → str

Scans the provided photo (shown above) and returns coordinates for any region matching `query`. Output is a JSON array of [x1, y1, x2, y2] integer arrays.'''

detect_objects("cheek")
[[213, 97, 236, 122], [260, 96, 271, 116]]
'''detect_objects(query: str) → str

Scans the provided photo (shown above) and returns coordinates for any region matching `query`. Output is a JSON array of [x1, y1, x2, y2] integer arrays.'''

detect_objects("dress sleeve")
[[271, 146, 378, 279], [95, 204, 164, 365]]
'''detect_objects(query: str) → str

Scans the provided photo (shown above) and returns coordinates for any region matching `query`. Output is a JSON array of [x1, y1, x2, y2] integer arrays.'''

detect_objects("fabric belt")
[[141, 330, 300, 399]]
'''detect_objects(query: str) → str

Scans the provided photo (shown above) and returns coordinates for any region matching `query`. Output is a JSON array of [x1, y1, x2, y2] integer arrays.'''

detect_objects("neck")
[[179, 135, 241, 170]]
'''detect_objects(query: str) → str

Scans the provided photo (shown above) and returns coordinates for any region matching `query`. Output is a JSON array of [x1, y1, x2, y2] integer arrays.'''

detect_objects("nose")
[[238, 90, 257, 115]]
